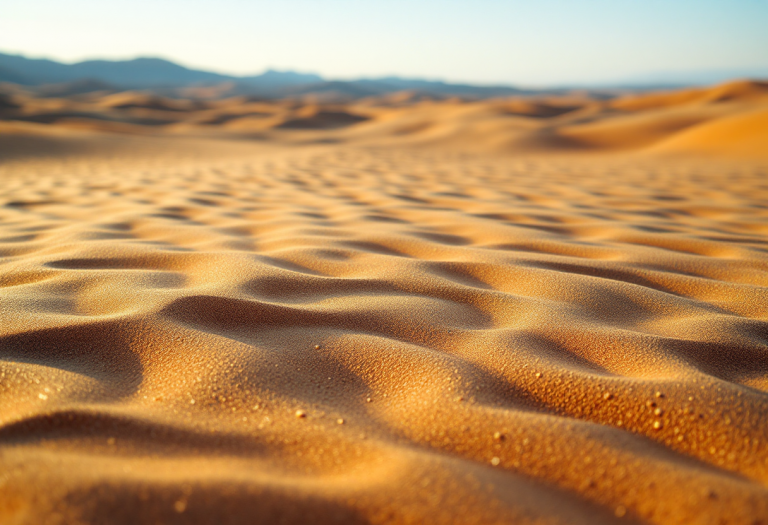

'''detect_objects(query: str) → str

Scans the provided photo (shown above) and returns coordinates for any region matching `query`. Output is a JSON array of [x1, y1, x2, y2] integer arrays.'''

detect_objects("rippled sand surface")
[[1, 137, 768, 524]]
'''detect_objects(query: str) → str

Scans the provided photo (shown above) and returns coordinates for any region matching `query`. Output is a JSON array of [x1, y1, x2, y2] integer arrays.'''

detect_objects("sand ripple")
[[1, 145, 768, 523]]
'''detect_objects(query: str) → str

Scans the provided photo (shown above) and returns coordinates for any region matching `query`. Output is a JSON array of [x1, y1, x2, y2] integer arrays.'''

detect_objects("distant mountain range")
[[0, 52, 322, 89], [0, 52, 529, 100], [2, 52, 766, 101]]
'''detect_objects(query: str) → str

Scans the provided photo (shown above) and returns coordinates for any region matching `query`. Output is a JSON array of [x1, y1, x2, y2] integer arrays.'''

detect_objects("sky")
[[2, 0, 768, 86]]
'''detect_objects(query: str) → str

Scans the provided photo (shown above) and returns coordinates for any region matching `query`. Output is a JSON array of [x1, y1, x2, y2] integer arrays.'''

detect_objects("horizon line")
[[3, 48, 768, 90]]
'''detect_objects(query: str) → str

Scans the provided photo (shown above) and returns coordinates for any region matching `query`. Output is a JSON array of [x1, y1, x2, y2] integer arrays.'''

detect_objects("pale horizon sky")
[[2, 0, 768, 86]]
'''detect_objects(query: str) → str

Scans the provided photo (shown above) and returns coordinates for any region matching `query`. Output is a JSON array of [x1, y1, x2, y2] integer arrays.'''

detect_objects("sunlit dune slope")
[[607, 80, 768, 111], [650, 106, 768, 159], [2, 78, 767, 158]]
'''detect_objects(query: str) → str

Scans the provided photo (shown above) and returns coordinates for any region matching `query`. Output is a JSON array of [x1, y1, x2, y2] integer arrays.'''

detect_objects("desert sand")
[[1, 80, 768, 524]]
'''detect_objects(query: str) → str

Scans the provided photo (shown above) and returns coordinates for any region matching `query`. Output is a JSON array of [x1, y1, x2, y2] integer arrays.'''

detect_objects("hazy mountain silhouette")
[[8, 51, 762, 100], [0, 52, 529, 99], [0, 52, 322, 89]]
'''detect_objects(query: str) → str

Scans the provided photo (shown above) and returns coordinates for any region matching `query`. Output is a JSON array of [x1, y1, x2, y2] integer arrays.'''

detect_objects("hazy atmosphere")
[[3, 0, 768, 85]]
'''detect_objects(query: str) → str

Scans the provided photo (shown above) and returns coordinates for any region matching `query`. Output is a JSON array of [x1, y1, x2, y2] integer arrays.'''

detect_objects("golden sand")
[[1, 80, 767, 524]]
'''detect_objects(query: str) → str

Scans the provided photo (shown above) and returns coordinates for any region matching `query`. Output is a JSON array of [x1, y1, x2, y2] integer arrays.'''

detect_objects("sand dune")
[[651, 106, 768, 159], [608, 80, 768, 111], [1, 80, 768, 524], [3, 79, 768, 158]]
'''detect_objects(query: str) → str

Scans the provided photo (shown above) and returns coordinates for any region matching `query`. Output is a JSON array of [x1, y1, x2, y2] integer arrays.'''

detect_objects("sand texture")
[[1, 80, 768, 524]]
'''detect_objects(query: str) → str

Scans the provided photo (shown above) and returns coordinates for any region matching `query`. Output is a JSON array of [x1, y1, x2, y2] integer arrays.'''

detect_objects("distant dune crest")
[[1, 77, 766, 160]]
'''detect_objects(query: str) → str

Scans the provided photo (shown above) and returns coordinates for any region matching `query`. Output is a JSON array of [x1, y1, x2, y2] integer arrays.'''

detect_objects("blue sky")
[[2, 0, 767, 85]]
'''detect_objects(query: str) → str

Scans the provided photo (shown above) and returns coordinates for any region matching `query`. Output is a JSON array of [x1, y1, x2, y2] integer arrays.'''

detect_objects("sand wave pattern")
[[1, 146, 768, 524]]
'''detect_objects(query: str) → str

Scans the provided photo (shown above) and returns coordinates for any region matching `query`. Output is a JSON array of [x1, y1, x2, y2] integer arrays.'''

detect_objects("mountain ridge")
[[0, 52, 529, 99], [3, 51, 766, 101]]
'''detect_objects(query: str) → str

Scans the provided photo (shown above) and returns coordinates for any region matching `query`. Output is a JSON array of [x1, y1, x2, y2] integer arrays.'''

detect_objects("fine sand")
[[1, 80, 768, 524]]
